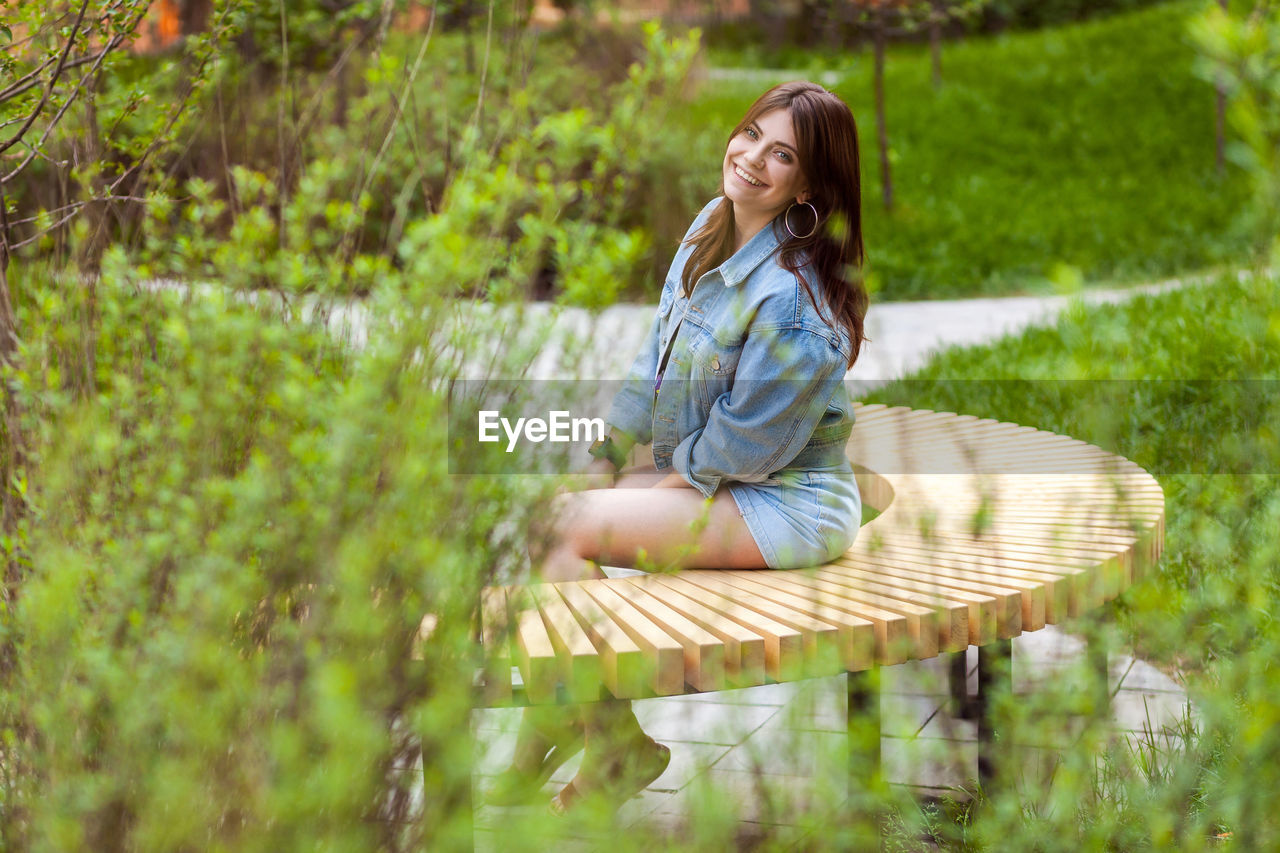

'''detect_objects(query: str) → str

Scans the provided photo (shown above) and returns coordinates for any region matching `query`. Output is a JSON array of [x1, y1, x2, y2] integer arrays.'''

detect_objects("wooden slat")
[[719, 570, 901, 663], [762, 568, 967, 654], [623, 576, 767, 687], [861, 526, 1100, 604], [647, 574, 807, 681], [674, 572, 857, 673], [820, 561, 1010, 643], [740, 568, 950, 657], [846, 535, 1077, 624], [555, 582, 646, 699], [861, 522, 1129, 604], [479, 586, 512, 705], [580, 579, 686, 696], [609, 580, 728, 692], [528, 584, 602, 703], [508, 585, 560, 705]]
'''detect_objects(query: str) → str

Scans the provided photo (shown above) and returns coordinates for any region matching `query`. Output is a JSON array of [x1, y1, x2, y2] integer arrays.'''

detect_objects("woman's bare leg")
[[613, 463, 665, 489], [531, 468, 762, 813], [536, 481, 766, 582]]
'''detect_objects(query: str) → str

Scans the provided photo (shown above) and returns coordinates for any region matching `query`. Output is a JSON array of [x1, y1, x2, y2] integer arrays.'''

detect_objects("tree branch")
[[0, 0, 92, 156], [108, 2, 235, 197], [0, 48, 121, 105], [1, 29, 127, 184]]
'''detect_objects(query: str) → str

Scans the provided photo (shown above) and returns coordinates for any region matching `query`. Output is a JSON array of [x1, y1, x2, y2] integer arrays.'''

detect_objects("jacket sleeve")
[[605, 292, 666, 445], [606, 197, 723, 445], [671, 327, 847, 498]]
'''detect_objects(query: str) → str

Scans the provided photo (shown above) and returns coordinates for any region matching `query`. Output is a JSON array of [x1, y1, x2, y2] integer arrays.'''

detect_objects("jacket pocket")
[[689, 330, 743, 375], [688, 330, 743, 412]]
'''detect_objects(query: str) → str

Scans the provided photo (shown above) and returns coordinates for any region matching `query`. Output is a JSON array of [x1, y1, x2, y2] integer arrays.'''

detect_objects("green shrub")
[[868, 269, 1280, 848], [0, 26, 703, 850], [982, 0, 1174, 31]]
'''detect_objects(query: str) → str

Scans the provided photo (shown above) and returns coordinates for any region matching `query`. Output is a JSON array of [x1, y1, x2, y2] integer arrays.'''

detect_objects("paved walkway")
[[470, 279, 1197, 848], [518, 277, 1189, 383]]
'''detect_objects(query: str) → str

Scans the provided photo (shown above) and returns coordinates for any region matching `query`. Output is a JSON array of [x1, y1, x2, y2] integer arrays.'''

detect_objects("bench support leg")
[[847, 668, 881, 779], [1088, 628, 1111, 719], [976, 640, 1011, 789], [949, 643, 1012, 789], [949, 648, 975, 719], [847, 668, 882, 845]]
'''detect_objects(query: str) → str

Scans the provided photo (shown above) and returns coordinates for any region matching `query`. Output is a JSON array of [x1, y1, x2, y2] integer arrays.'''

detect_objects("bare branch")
[[4, 194, 159, 232], [1, 29, 127, 183], [0, 0, 92, 156], [108, 2, 236, 196], [0, 53, 61, 105], [0, 48, 121, 105]]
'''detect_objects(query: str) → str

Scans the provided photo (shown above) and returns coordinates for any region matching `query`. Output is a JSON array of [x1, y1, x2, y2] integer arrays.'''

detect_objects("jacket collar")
[[719, 214, 784, 288]]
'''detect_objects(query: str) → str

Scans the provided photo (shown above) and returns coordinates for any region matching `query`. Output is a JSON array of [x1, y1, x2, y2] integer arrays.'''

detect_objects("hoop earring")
[[784, 201, 819, 240]]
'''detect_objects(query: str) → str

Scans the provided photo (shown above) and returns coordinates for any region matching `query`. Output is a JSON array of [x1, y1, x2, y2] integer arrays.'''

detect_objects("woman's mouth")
[[733, 165, 765, 187]]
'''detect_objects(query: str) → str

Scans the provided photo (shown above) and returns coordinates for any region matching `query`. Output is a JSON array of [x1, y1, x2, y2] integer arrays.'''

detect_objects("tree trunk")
[[1214, 0, 1228, 174], [75, 93, 110, 277], [930, 1, 943, 89], [874, 13, 893, 212], [179, 0, 214, 34], [0, 186, 28, 575]]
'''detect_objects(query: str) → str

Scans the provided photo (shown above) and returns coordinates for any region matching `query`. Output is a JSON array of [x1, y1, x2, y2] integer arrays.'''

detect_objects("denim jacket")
[[607, 197, 855, 498]]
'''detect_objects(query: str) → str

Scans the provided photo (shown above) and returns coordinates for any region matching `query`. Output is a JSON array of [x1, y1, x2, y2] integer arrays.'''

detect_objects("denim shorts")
[[727, 464, 861, 569]]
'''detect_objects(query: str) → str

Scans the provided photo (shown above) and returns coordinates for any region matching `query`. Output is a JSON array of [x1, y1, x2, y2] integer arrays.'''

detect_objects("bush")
[[0, 25, 702, 849], [868, 269, 1280, 847], [981, 0, 1174, 31]]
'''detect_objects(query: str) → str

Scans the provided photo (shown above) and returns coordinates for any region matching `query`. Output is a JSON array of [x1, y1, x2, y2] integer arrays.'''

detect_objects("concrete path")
[[519, 277, 1189, 383], [468, 278, 1198, 848]]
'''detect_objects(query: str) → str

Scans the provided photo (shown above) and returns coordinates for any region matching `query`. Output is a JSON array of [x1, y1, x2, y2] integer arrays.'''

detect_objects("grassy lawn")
[[677, 1, 1251, 301], [865, 268, 1279, 844]]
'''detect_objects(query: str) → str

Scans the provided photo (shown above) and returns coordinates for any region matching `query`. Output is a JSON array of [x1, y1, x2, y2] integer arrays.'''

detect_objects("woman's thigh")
[[554, 485, 766, 570], [613, 463, 664, 489]]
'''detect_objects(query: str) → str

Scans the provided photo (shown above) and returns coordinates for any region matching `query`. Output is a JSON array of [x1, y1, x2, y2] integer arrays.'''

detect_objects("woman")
[[492, 80, 869, 815]]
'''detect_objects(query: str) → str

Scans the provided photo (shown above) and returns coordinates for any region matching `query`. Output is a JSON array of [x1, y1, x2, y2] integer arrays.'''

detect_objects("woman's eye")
[[775, 150, 792, 163], [745, 127, 758, 139]]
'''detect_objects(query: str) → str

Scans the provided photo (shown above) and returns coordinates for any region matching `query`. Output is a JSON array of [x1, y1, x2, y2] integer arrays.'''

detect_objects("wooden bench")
[[473, 402, 1165, 794]]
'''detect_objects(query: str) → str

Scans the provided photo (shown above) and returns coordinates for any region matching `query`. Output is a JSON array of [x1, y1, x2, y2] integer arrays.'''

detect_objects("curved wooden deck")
[[478, 404, 1166, 706]]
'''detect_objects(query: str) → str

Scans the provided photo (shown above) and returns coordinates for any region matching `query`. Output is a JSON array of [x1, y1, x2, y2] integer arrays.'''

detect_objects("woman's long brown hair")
[[681, 82, 868, 367]]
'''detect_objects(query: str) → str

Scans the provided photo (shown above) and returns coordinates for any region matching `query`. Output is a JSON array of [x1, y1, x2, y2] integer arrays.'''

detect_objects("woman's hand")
[[651, 471, 694, 489]]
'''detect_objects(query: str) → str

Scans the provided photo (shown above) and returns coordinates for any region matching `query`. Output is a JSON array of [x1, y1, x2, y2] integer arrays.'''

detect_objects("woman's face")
[[722, 108, 809, 221]]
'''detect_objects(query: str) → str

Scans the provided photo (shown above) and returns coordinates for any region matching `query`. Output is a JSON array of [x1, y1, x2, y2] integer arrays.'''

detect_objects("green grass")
[[866, 269, 1280, 846], [866, 268, 1280, 595], [675, 1, 1252, 301]]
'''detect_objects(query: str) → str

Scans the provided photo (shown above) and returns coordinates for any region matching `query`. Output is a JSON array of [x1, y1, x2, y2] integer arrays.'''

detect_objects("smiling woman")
[[723, 109, 811, 241], [492, 81, 871, 817]]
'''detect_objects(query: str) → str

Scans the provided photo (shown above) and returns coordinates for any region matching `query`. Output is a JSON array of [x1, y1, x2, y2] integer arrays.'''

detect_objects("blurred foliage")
[[5, 0, 1280, 849], [695, 0, 1252, 300], [0, 0, 235, 271], [869, 266, 1280, 851], [11, 3, 1249, 305], [6, 2, 706, 302], [701, 0, 1176, 58], [981, 0, 1174, 29], [859, 4, 1280, 841], [0, 20, 702, 850], [1191, 0, 1280, 265]]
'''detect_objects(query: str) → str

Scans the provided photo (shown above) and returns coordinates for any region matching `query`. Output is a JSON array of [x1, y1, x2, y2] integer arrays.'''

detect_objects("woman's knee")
[[545, 492, 598, 559]]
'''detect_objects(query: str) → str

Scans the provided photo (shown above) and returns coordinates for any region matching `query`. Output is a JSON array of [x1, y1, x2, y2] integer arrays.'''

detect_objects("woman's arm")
[[652, 471, 694, 489], [671, 326, 848, 498]]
